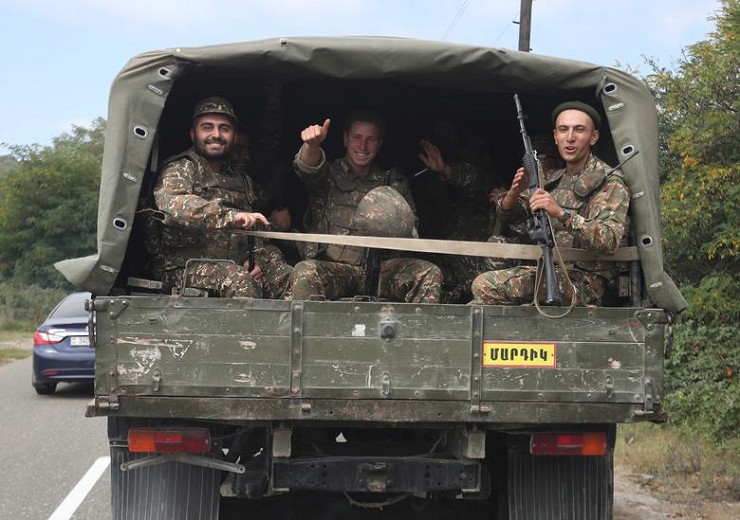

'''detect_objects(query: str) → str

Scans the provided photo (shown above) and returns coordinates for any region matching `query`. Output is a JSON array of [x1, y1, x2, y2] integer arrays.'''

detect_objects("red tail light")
[[34, 331, 63, 345], [530, 432, 607, 456], [128, 428, 211, 453]]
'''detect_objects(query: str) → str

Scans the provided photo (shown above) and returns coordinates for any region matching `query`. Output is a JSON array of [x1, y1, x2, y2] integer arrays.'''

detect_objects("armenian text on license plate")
[[70, 336, 90, 346], [483, 341, 556, 368]]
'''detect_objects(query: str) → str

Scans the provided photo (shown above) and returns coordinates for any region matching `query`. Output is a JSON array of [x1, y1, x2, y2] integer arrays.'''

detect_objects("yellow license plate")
[[483, 342, 557, 368]]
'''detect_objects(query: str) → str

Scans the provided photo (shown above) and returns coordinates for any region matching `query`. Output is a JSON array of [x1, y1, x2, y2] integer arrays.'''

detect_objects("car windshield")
[[49, 293, 90, 320]]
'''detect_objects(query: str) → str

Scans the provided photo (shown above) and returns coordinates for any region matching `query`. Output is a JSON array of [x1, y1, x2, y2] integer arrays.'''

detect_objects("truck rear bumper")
[[88, 396, 654, 424]]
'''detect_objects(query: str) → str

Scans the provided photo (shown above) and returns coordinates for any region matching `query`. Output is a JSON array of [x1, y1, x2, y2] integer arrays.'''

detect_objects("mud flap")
[[110, 446, 221, 520], [504, 431, 614, 520]]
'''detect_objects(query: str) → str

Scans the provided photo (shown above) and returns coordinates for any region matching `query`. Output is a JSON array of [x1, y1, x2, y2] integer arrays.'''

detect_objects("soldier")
[[417, 137, 503, 302], [418, 136, 494, 241], [472, 101, 631, 306], [231, 79, 293, 233], [233, 128, 292, 232], [150, 96, 292, 299], [285, 111, 442, 303]]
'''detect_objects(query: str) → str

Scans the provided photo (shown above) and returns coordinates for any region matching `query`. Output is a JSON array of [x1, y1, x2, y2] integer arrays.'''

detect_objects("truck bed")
[[89, 296, 665, 425]]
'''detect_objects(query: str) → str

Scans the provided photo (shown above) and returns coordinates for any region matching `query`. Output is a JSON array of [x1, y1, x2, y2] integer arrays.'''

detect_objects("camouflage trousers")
[[286, 258, 442, 303], [159, 245, 293, 299], [471, 266, 606, 306], [435, 236, 520, 303]]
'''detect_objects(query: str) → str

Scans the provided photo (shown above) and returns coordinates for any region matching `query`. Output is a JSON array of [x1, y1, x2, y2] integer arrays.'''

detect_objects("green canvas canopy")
[[55, 36, 686, 313]]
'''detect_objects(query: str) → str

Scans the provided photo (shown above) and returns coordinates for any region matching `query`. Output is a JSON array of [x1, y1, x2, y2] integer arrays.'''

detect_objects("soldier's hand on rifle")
[[529, 188, 564, 218], [270, 208, 291, 231], [501, 167, 530, 210], [234, 211, 270, 229], [418, 139, 452, 179]]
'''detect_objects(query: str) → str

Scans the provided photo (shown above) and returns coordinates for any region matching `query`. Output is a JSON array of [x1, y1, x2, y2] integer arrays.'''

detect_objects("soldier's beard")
[[195, 139, 232, 161]]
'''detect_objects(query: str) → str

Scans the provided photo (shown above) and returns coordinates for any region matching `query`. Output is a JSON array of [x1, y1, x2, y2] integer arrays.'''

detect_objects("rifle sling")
[[242, 230, 639, 262]]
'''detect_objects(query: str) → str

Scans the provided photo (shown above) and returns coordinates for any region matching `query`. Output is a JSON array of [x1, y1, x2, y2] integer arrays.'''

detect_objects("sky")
[[0, 0, 722, 148]]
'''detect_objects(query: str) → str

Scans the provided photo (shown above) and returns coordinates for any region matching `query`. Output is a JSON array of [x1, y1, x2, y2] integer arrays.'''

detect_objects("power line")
[[492, 10, 520, 47], [441, 0, 474, 41]]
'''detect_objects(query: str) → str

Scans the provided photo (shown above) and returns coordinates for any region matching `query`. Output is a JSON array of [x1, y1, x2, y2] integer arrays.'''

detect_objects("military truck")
[[57, 37, 686, 519]]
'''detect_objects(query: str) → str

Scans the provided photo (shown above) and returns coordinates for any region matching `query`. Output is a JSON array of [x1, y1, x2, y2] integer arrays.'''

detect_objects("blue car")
[[32, 292, 94, 395]]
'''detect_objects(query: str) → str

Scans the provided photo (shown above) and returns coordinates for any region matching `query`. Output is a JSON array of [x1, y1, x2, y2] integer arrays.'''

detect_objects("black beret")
[[551, 101, 601, 130]]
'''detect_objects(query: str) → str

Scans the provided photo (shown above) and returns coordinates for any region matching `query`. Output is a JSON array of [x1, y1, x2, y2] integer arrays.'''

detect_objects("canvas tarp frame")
[[55, 36, 686, 313]]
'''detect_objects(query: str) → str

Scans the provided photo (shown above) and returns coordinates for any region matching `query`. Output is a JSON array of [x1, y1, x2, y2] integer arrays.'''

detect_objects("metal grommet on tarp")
[[133, 126, 149, 139], [112, 217, 128, 231], [603, 82, 618, 95]]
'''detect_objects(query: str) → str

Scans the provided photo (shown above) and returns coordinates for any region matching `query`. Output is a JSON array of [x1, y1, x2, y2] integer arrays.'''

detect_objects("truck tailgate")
[[91, 297, 665, 422]]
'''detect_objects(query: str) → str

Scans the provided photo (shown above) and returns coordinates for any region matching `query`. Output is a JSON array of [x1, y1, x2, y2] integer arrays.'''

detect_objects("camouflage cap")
[[352, 186, 414, 238], [192, 96, 238, 123]]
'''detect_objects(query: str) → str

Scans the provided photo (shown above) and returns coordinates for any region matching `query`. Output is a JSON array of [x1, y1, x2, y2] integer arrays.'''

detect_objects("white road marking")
[[48, 456, 110, 520]]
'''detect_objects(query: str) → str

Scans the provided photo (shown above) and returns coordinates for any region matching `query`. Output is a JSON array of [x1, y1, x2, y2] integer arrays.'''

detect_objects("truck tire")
[[109, 418, 221, 520], [503, 430, 614, 520]]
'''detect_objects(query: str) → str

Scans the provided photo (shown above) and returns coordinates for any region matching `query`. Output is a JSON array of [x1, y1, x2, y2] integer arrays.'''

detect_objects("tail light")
[[34, 331, 63, 345], [128, 428, 211, 453], [530, 432, 607, 456]]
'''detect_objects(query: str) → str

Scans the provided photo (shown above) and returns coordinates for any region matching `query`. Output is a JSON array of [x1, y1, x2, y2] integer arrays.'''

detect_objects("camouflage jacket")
[[441, 162, 495, 240], [293, 150, 416, 263], [151, 147, 262, 273], [496, 154, 631, 279]]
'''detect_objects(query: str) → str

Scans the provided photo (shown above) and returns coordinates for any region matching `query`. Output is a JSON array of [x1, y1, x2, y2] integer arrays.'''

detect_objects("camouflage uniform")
[[151, 147, 292, 299], [471, 154, 631, 306], [442, 162, 495, 241], [286, 152, 441, 303], [432, 163, 506, 303]]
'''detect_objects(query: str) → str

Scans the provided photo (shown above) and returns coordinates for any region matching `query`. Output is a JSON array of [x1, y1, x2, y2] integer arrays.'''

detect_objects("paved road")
[[0, 357, 111, 520]]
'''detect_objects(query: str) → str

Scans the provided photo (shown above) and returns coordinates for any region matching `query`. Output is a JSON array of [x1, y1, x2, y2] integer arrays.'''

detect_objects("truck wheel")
[[109, 418, 221, 520], [503, 429, 614, 520]]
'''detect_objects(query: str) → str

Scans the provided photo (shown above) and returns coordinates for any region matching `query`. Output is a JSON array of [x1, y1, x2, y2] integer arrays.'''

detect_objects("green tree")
[[647, 0, 740, 294], [0, 155, 17, 177], [0, 119, 104, 288], [646, 0, 740, 440]]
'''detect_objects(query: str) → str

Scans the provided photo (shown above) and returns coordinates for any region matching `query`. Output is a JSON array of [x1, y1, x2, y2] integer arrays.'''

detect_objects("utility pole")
[[518, 0, 532, 52]]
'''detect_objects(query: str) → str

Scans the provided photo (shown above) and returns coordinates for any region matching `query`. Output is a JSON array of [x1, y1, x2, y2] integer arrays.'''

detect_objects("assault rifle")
[[363, 169, 392, 299], [514, 94, 560, 305]]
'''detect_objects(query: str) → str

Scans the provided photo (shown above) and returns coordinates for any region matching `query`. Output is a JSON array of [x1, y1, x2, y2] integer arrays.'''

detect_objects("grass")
[[0, 318, 37, 332], [616, 422, 740, 503], [0, 329, 33, 343], [0, 348, 32, 366]]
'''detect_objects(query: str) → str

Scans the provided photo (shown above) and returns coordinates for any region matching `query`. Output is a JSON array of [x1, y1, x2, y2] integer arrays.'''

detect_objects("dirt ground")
[[614, 468, 740, 520]]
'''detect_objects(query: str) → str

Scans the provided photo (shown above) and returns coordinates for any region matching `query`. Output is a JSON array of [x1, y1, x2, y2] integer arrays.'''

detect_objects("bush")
[[0, 282, 68, 330], [664, 319, 740, 441]]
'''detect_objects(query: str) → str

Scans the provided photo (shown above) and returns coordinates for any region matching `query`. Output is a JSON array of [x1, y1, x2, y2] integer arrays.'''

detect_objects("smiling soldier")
[[472, 101, 631, 306], [286, 111, 441, 302], [150, 96, 292, 298]]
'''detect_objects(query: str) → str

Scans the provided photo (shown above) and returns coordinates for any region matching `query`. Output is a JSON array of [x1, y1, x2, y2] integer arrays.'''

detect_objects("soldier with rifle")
[[472, 100, 632, 306], [286, 111, 441, 303]]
